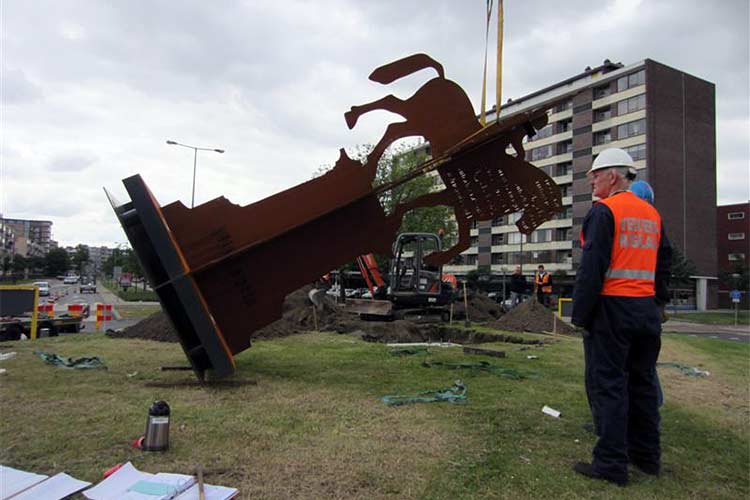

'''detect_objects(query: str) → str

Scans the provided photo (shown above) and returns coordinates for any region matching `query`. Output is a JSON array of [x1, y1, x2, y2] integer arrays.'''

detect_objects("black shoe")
[[573, 462, 628, 487], [630, 459, 660, 476]]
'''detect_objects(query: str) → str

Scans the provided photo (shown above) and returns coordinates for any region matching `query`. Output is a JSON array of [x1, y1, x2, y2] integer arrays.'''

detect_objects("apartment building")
[[445, 58, 717, 281], [0, 218, 54, 255]]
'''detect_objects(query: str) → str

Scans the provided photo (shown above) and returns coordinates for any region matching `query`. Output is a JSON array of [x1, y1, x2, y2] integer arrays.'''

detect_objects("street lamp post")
[[166, 140, 225, 208]]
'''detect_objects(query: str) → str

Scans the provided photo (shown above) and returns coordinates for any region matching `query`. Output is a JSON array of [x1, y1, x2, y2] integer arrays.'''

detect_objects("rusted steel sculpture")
[[107, 53, 562, 380]]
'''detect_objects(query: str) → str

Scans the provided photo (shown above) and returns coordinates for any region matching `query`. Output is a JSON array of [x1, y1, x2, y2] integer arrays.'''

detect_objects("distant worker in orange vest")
[[571, 148, 672, 486], [534, 264, 552, 306]]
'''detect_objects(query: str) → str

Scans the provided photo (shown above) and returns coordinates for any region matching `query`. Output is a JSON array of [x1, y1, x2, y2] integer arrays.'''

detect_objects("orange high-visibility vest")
[[535, 272, 552, 293], [598, 191, 661, 297]]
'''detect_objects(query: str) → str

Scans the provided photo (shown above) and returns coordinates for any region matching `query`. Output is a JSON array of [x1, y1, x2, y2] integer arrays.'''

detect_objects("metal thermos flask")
[[143, 400, 170, 451]]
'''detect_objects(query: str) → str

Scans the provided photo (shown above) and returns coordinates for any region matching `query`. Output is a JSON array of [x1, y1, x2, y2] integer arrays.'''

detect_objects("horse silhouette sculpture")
[[346, 53, 562, 265], [108, 53, 563, 380]]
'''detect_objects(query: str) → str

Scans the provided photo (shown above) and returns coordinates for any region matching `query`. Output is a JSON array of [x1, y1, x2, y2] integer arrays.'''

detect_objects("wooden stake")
[[463, 282, 470, 326], [312, 305, 319, 332]]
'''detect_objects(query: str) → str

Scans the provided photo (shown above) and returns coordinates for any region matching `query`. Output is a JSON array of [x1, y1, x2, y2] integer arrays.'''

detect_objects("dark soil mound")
[[452, 291, 505, 322], [109, 311, 178, 342], [110, 286, 513, 345], [487, 300, 577, 335]]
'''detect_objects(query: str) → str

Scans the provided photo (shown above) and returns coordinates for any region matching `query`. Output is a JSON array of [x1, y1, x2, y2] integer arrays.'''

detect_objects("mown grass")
[[668, 310, 749, 326], [116, 304, 162, 319], [0, 328, 747, 499], [101, 279, 158, 302]]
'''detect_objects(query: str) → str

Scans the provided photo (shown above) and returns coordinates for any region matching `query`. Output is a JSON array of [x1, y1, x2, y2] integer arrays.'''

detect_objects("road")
[[41, 279, 145, 332]]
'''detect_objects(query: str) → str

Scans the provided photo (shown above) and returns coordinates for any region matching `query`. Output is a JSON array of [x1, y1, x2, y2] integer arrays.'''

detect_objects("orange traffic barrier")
[[68, 303, 84, 318], [37, 303, 54, 319], [95, 304, 113, 330]]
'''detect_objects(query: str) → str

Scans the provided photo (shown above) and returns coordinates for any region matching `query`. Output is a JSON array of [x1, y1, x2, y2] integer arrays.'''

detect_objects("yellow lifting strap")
[[479, 0, 503, 127]]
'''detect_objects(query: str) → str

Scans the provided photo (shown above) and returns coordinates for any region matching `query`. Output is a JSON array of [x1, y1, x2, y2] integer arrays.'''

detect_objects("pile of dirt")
[[110, 285, 510, 345], [487, 300, 577, 335], [108, 311, 178, 342], [452, 291, 505, 322]]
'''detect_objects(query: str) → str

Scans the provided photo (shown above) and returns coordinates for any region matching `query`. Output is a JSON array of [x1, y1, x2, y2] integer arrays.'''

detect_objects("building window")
[[617, 70, 645, 92], [530, 229, 552, 243], [554, 207, 573, 220], [624, 143, 646, 161], [555, 162, 572, 177], [466, 255, 477, 265], [728, 212, 746, 220], [529, 144, 555, 161], [617, 94, 646, 116], [573, 193, 592, 203], [593, 130, 612, 145], [507, 232, 523, 244], [728, 233, 746, 240], [470, 236, 479, 246], [533, 124, 554, 141], [557, 141, 573, 155], [593, 106, 612, 122], [593, 84, 611, 99], [559, 184, 571, 197], [728, 253, 746, 261], [492, 234, 505, 245], [557, 119, 572, 133], [555, 100, 573, 112], [617, 118, 646, 139], [492, 217, 504, 226]]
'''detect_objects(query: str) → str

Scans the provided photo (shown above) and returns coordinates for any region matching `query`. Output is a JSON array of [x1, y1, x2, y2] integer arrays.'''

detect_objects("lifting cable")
[[479, 0, 504, 127]]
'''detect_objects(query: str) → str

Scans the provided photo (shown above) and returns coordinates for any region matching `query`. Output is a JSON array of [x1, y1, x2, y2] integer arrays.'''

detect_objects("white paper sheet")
[[82, 462, 195, 500], [11, 472, 91, 500], [0, 465, 48, 500], [174, 483, 238, 500]]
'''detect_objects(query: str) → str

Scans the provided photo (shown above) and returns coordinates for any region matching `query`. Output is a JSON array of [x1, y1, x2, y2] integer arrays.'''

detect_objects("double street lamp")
[[166, 140, 225, 208]]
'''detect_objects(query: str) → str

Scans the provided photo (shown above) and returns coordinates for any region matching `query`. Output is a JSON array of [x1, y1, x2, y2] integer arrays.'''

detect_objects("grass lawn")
[[116, 304, 162, 319], [668, 310, 749, 326], [0, 329, 747, 499]]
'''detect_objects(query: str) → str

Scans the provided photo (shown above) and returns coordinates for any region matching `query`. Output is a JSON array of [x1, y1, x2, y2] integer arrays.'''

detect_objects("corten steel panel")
[[109, 53, 563, 379]]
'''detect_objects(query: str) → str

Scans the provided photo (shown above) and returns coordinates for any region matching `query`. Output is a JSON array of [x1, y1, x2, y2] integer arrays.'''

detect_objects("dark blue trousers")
[[583, 296, 662, 481]]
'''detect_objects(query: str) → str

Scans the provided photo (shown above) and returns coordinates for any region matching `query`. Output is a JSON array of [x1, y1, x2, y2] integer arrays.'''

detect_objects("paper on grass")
[[10, 472, 91, 500], [173, 483, 239, 500], [83, 462, 194, 500], [0, 465, 48, 500]]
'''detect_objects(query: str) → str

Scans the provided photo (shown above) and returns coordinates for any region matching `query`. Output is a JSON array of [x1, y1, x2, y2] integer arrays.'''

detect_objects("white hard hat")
[[588, 148, 636, 177]]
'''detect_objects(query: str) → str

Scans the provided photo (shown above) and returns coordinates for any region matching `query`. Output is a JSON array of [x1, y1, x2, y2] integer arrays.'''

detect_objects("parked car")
[[79, 282, 97, 294], [33, 281, 50, 297], [63, 276, 79, 284]]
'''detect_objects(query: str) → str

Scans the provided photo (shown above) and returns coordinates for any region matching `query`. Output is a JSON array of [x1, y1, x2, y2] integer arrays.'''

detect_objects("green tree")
[[44, 248, 70, 276], [373, 142, 457, 243], [670, 246, 698, 288], [719, 263, 750, 291], [11, 254, 28, 274], [72, 245, 90, 275]]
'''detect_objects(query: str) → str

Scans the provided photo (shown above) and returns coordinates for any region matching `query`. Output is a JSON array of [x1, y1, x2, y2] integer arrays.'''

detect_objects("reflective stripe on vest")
[[598, 191, 661, 297]]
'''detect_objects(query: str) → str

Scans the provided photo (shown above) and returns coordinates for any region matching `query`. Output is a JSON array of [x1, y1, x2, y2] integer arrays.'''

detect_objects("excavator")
[[343, 232, 458, 320]]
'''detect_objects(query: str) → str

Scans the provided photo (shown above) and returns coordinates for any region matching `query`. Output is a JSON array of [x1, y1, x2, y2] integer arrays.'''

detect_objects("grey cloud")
[[2, 67, 43, 104], [46, 152, 98, 172]]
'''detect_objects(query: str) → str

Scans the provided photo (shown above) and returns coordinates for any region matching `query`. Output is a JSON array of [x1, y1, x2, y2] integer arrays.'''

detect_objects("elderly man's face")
[[589, 168, 614, 199]]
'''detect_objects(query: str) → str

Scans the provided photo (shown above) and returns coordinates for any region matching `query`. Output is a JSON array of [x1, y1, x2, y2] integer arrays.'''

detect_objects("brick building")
[[444, 59, 717, 295], [716, 202, 750, 307]]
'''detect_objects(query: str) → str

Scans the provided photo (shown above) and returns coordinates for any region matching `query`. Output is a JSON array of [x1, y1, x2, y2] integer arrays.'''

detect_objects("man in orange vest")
[[571, 148, 672, 486], [534, 264, 552, 306]]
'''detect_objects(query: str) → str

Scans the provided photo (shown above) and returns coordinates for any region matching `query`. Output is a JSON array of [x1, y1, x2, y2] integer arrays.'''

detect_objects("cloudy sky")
[[2, 0, 748, 247]]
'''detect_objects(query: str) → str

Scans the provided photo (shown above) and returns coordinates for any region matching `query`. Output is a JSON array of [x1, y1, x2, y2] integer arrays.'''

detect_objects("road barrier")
[[37, 303, 54, 319], [95, 304, 113, 331], [68, 303, 84, 318]]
